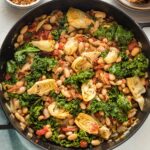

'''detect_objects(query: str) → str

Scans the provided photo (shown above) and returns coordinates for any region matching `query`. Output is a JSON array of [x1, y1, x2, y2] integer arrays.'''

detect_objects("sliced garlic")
[[67, 7, 93, 29], [27, 79, 57, 96], [81, 80, 96, 102], [31, 40, 55, 52]]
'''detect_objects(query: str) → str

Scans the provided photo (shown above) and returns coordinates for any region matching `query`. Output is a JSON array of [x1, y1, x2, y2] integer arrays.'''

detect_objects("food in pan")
[[1, 7, 149, 148]]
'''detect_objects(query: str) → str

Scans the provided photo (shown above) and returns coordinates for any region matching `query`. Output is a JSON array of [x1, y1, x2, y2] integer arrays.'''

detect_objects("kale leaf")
[[88, 87, 132, 122], [94, 23, 133, 48], [6, 60, 17, 74], [64, 70, 95, 88], [108, 53, 149, 78], [14, 43, 39, 64], [50, 91, 82, 116]]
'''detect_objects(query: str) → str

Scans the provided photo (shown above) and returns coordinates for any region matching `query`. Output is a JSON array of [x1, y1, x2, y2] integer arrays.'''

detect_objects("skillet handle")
[[138, 22, 150, 28], [0, 123, 13, 129]]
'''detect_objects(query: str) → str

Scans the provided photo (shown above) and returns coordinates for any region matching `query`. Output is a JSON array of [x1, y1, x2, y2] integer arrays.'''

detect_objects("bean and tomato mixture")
[[1, 8, 149, 148]]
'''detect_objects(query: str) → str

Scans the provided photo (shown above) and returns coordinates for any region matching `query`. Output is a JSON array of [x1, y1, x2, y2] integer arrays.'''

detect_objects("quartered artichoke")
[[71, 56, 92, 72], [31, 40, 55, 52], [127, 76, 146, 110], [75, 113, 100, 135], [48, 102, 70, 119], [27, 79, 57, 96], [64, 37, 79, 55], [67, 7, 93, 29], [81, 80, 96, 102]]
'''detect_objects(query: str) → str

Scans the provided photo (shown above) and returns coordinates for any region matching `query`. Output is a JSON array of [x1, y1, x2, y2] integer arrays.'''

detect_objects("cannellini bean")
[[116, 80, 123, 85], [56, 67, 63, 74], [20, 25, 28, 34], [17, 34, 24, 43], [58, 134, 66, 139], [43, 108, 50, 119], [109, 74, 116, 80], [14, 43, 19, 48], [65, 56, 74, 63], [45, 131, 52, 139], [64, 68, 70, 78], [61, 89, 71, 98], [105, 117, 111, 126], [80, 102, 86, 110], [128, 108, 137, 118], [17, 86, 26, 94], [56, 80, 62, 86], [117, 126, 127, 133], [20, 122, 26, 130], [94, 11, 106, 18], [68, 26, 75, 33], [66, 131, 73, 136], [15, 112, 25, 122], [68, 133, 78, 141], [116, 56, 122, 63], [131, 47, 140, 56], [102, 38, 108, 43], [50, 16, 57, 24], [122, 87, 130, 94], [38, 115, 45, 121], [91, 139, 101, 146], [27, 132, 33, 138], [13, 99, 20, 110], [43, 24, 52, 30], [101, 88, 107, 96], [22, 107, 28, 114], [96, 82, 103, 89]]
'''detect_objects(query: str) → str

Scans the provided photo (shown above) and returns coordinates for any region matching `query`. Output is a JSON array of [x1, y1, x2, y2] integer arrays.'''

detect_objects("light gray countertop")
[[0, 0, 150, 150]]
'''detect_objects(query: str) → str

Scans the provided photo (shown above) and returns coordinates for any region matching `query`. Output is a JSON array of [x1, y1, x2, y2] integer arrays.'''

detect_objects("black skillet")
[[0, 0, 150, 150]]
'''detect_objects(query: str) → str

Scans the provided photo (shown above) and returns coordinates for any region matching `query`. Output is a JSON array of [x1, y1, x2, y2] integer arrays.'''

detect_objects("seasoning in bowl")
[[10, 0, 37, 5]]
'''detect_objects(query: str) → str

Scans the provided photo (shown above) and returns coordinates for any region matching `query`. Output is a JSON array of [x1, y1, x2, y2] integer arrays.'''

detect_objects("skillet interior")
[[0, 0, 150, 150]]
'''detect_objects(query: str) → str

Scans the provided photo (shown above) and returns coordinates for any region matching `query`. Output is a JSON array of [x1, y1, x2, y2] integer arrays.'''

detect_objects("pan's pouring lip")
[[0, 0, 150, 150]]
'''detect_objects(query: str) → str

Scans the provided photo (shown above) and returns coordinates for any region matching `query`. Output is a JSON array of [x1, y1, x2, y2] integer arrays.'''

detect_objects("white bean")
[[22, 107, 28, 114], [43, 24, 52, 30], [131, 47, 140, 56], [20, 25, 28, 34], [15, 112, 25, 122], [68, 134, 78, 141], [80, 102, 86, 110], [61, 89, 71, 98], [50, 16, 56, 24], [17, 34, 24, 43], [58, 134, 66, 139], [91, 139, 101, 146], [45, 131, 52, 139], [43, 108, 50, 119], [64, 68, 70, 78]]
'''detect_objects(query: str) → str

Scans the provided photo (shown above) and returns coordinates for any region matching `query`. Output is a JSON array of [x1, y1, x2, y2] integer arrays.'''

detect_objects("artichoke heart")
[[99, 126, 111, 140], [27, 79, 57, 96], [75, 113, 100, 135], [64, 37, 79, 55], [81, 51, 101, 63], [81, 80, 96, 102], [67, 7, 93, 29], [104, 47, 118, 64], [127, 76, 146, 110], [71, 56, 92, 72], [48, 102, 70, 119], [31, 40, 55, 52]]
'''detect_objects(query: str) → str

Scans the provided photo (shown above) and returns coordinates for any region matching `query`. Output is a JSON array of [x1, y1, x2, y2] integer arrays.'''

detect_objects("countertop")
[[0, 0, 150, 150]]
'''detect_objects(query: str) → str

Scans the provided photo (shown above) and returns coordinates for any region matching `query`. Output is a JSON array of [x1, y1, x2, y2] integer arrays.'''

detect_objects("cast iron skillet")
[[0, 0, 150, 150]]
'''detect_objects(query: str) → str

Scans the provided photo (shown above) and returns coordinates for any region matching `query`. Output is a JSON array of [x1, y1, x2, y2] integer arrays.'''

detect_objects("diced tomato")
[[77, 36, 87, 42], [80, 140, 88, 148], [52, 49, 60, 56], [60, 36, 67, 43], [61, 127, 77, 132], [128, 41, 138, 51], [5, 74, 11, 80], [36, 127, 49, 136], [89, 122, 99, 134], [58, 43, 64, 49]]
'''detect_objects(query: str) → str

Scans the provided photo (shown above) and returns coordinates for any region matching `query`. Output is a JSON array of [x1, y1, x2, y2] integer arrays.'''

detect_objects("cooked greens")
[[88, 87, 132, 122], [64, 70, 95, 88], [108, 53, 149, 78]]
